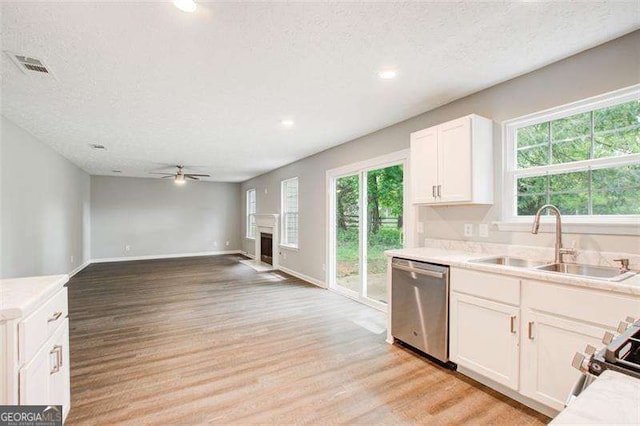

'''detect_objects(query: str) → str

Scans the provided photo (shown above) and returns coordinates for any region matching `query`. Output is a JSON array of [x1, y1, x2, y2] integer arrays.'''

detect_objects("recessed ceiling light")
[[174, 0, 196, 13], [378, 70, 397, 80], [281, 119, 294, 128]]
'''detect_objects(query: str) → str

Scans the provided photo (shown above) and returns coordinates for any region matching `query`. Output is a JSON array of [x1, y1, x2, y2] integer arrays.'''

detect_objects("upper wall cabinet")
[[410, 114, 494, 205]]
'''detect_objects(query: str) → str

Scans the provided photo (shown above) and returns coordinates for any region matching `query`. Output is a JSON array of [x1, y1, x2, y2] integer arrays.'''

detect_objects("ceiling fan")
[[149, 165, 210, 185]]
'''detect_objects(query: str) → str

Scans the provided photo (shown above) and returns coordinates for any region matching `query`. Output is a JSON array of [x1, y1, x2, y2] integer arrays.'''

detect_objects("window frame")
[[500, 85, 640, 235], [246, 188, 256, 239], [280, 177, 299, 249]]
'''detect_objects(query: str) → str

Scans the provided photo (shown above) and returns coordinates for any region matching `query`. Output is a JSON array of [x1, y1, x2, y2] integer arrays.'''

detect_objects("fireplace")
[[242, 213, 279, 272], [260, 233, 273, 265]]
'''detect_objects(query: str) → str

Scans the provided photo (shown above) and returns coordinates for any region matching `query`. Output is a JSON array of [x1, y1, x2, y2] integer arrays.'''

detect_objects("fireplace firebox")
[[260, 233, 273, 265]]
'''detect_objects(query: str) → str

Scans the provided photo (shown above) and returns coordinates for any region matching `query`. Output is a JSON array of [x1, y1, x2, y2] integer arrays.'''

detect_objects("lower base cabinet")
[[450, 292, 520, 390], [1, 280, 71, 423], [449, 268, 640, 416], [520, 310, 605, 411], [19, 318, 71, 419]]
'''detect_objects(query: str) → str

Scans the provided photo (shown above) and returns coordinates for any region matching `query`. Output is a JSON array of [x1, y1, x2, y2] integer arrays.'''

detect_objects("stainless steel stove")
[[573, 317, 640, 379], [569, 317, 640, 403]]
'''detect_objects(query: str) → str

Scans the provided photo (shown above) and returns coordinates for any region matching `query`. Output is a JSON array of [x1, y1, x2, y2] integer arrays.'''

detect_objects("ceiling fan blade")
[[186, 176, 200, 180], [185, 174, 210, 177], [149, 172, 173, 176], [161, 175, 174, 179]]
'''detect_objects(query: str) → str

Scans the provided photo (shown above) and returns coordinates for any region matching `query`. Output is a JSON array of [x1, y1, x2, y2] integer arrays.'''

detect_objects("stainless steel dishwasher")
[[391, 257, 450, 363]]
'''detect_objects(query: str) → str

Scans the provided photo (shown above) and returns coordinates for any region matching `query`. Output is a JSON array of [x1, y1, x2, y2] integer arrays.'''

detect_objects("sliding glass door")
[[328, 153, 407, 310]]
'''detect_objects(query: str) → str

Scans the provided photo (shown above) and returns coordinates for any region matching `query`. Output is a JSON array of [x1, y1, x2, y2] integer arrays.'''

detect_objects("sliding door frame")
[[326, 149, 413, 312]]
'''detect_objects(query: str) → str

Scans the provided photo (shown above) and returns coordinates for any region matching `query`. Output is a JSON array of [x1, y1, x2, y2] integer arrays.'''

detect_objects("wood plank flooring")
[[65, 254, 549, 425]]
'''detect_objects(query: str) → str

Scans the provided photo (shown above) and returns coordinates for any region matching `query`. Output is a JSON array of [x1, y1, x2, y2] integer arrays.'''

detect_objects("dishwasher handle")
[[391, 262, 445, 279]]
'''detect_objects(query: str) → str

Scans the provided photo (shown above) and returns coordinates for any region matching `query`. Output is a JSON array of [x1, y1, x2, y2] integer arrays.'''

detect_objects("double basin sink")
[[469, 256, 636, 282]]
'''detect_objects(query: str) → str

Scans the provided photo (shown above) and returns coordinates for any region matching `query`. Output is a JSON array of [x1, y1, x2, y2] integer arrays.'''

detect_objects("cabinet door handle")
[[50, 345, 62, 374], [437, 185, 442, 198], [48, 311, 63, 323], [432, 185, 436, 198], [510, 316, 516, 334], [528, 321, 534, 340]]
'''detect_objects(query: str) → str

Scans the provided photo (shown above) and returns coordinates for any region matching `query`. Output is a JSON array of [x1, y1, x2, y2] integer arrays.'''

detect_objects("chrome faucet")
[[531, 204, 576, 264]]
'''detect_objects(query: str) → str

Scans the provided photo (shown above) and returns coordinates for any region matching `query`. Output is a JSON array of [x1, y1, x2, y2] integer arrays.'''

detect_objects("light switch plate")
[[479, 224, 489, 238], [464, 224, 474, 237]]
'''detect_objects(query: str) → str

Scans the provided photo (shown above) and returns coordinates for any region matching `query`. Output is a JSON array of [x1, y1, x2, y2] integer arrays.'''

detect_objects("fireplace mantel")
[[254, 214, 279, 228]]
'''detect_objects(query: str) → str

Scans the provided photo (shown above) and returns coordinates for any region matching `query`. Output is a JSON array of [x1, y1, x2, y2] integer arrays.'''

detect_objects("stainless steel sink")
[[535, 263, 636, 282], [470, 256, 547, 268]]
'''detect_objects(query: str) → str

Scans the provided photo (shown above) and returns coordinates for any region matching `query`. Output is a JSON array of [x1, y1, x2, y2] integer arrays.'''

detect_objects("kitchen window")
[[246, 188, 256, 239], [502, 86, 640, 233], [281, 177, 299, 248]]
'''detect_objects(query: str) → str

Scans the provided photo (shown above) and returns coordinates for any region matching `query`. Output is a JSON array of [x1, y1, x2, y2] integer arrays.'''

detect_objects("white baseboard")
[[241, 251, 256, 259], [69, 261, 91, 277], [91, 250, 242, 264], [278, 265, 327, 289]]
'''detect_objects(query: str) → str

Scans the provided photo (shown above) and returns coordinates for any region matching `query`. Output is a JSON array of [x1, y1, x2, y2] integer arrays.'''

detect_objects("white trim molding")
[[278, 265, 326, 289], [91, 250, 242, 263], [494, 219, 639, 236]]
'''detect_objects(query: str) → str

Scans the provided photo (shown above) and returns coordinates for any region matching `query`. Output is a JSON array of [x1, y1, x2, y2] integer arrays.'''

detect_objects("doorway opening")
[[327, 150, 410, 311]]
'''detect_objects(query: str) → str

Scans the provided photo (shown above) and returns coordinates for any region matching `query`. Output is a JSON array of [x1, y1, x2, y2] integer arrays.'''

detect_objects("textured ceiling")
[[1, 1, 638, 182]]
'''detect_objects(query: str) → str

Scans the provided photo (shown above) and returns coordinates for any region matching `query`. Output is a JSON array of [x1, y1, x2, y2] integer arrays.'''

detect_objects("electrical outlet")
[[125, 245, 131, 252], [213, 241, 218, 247], [322, 263, 326, 272], [479, 224, 489, 238], [417, 221, 424, 234], [464, 224, 474, 237], [264, 188, 268, 194], [282, 252, 287, 260], [70, 255, 74, 264], [225, 241, 229, 246]]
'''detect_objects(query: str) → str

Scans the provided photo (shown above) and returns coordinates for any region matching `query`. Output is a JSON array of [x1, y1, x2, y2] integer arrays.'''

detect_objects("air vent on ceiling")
[[5, 51, 52, 75], [90, 144, 106, 150]]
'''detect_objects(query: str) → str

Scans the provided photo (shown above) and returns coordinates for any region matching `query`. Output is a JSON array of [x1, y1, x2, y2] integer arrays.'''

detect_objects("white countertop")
[[551, 370, 640, 424], [385, 247, 640, 296], [0, 275, 69, 321]]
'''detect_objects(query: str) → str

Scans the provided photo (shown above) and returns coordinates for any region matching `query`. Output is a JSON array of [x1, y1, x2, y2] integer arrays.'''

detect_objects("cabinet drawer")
[[451, 268, 520, 305], [522, 280, 640, 329], [19, 288, 68, 363]]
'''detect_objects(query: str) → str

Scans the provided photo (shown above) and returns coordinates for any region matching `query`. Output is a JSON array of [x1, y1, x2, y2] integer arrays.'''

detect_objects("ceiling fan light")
[[175, 174, 186, 185]]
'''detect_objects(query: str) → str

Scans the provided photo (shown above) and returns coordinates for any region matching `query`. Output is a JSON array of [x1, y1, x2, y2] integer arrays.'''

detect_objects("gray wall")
[[1, 116, 91, 279], [240, 30, 640, 284], [90, 176, 241, 259]]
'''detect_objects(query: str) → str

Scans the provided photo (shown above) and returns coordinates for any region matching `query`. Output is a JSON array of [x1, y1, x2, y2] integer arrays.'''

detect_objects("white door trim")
[[325, 149, 413, 312]]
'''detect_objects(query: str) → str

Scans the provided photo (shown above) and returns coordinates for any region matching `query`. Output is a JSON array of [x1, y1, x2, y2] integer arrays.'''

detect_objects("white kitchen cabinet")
[[410, 114, 493, 205], [519, 279, 639, 412], [409, 126, 438, 204], [0, 276, 71, 422], [447, 269, 640, 416], [520, 310, 605, 411], [19, 319, 70, 414], [450, 291, 520, 390]]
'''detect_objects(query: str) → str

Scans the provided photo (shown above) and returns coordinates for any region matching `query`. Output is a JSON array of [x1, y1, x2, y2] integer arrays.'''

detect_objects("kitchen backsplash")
[[422, 238, 640, 270]]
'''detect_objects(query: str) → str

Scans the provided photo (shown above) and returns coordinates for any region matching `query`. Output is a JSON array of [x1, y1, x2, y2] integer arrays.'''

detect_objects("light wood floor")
[[65, 254, 549, 425]]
